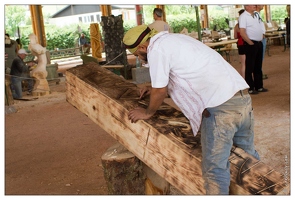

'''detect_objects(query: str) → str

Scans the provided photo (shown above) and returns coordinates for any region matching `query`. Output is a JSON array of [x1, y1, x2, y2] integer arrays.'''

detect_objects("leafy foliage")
[[5, 5, 27, 37], [5, 5, 289, 51]]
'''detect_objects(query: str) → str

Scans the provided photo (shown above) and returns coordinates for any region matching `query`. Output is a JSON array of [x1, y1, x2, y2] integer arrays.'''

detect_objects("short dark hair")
[[153, 8, 163, 17], [238, 9, 245, 16]]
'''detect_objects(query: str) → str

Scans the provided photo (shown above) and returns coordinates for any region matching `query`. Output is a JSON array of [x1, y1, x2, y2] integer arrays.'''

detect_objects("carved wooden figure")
[[28, 33, 50, 95]]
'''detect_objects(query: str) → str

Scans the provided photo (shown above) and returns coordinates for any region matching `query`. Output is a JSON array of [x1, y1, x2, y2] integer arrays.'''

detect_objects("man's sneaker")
[[257, 88, 268, 92], [248, 90, 258, 94]]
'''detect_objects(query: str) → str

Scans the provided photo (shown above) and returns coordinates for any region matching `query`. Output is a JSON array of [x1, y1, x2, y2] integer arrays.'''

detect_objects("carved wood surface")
[[65, 63, 289, 195]]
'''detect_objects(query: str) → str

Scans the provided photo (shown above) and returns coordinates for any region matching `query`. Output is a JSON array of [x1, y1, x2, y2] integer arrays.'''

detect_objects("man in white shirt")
[[239, 5, 268, 94], [123, 24, 260, 194], [148, 8, 173, 33]]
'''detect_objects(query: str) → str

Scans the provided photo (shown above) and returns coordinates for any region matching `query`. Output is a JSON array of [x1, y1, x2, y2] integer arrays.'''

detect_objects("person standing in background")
[[148, 8, 173, 33], [255, 5, 268, 80], [234, 9, 246, 79], [239, 5, 268, 94], [5, 33, 18, 74], [286, 5, 290, 47]]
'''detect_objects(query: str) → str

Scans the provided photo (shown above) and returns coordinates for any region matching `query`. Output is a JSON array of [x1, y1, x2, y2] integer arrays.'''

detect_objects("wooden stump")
[[5, 75, 14, 106], [101, 142, 145, 194]]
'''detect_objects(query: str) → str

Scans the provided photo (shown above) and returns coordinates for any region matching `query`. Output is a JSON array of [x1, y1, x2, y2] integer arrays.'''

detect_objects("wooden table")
[[265, 30, 286, 56], [205, 39, 238, 62], [205, 39, 238, 48]]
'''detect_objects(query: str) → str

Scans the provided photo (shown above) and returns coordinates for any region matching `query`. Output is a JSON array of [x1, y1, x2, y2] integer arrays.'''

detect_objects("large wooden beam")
[[65, 63, 289, 195]]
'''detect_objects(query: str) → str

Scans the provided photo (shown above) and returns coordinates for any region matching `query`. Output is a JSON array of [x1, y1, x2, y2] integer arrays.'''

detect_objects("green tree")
[[5, 5, 27, 38]]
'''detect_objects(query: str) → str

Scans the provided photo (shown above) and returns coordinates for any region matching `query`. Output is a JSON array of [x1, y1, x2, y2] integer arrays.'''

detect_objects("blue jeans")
[[10, 76, 34, 99], [262, 38, 266, 61], [201, 92, 260, 194]]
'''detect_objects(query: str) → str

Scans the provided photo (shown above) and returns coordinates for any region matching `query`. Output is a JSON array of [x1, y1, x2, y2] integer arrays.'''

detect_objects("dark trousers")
[[244, 41, 263, 91]]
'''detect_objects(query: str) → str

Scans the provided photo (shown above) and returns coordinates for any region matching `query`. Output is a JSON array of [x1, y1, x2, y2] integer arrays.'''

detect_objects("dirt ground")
[[4, 45, 290, 195]]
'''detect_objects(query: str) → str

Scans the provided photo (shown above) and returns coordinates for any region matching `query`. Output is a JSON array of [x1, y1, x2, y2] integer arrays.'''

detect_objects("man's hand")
[[139, 86, 152, 99], [128, 86, 168, 123], [128, 107, 153, 123]]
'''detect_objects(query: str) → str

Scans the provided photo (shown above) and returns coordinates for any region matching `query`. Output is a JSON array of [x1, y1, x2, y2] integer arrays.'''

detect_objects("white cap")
[[18, 49, 28, 55]]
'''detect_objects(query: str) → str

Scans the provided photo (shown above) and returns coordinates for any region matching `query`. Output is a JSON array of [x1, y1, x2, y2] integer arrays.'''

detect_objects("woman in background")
[[234, 9, 246, 79]]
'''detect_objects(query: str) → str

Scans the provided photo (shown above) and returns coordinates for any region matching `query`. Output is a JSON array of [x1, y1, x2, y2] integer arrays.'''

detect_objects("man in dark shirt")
[[79, 33, 90, 54], [10, 49, 34, 99], [286, 5, 290, 47]]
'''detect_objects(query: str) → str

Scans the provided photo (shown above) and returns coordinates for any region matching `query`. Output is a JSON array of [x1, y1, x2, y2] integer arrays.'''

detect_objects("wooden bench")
[[266, 34, 286, 56], [218, 44, 232, 63]]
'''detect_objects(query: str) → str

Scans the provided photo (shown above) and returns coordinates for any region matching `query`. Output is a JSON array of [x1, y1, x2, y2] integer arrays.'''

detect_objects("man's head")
[[18, 48, 28, 59], [123, 24, 158, 60], [256, 5, 264, 12], [153, 8, 163, 20], [244, 5, 257, 14], [81, 33, 85, 38]]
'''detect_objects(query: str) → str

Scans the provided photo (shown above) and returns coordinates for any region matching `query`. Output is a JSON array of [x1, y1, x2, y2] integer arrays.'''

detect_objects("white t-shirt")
[[255, 11, 266, 35], [239, 10, 264, 41], [148, 20, 172, 33], [147, 32, 249, 136]]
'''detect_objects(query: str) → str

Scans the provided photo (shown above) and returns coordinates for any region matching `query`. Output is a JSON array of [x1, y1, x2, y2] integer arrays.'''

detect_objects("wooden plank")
[[65, 63, 289, 195], [101, 65, 124, 69]]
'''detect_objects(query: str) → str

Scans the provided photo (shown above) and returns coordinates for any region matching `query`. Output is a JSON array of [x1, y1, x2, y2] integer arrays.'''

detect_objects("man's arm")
[[146, 86, 168, 116], [239, 28, 254, 45]]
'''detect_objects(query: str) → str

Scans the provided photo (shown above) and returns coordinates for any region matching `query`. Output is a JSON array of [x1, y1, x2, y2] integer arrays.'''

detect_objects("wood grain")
[[65, 63, 289, 195]]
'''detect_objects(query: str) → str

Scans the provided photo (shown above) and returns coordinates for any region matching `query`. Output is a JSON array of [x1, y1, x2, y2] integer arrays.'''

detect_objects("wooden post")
[[101, 142, 145, 194], [135, 5, 144, 25], [29, 5, 47, 47], [5, 75, 14, 106], [264, 5, 271, 23], [200, 5, 209, 29]]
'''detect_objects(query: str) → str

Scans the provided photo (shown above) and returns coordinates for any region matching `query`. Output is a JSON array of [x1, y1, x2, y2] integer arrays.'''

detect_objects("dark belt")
[[234, 89, 248, 96], [251, 40, 262, 43]]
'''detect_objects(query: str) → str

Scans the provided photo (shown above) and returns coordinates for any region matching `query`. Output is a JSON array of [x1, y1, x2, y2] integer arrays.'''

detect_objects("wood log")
[[5, 75, 14, 106], [65, 63, 290, 195], [101, 142, 145, 194]]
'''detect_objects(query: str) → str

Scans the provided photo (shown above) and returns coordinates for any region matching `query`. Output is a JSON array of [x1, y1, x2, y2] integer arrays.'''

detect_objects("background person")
[[239, 5, 268, 94], [10, 49, 34, 99], [148, 8, 173, 33], [234, 9, 246, 79], [255, 5, 268, 80], [286, 5, 290, 47], [5, 33, 18, 74], [79, 33, 90, 54], [123, 24, 260, 194]]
